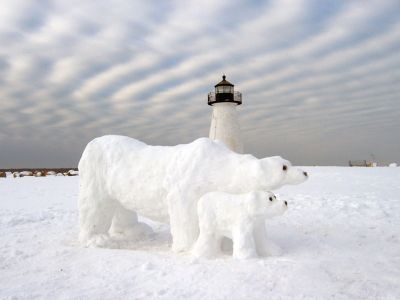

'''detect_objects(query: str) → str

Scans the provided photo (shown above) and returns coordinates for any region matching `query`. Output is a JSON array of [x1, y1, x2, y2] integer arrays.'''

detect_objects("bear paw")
[[85, 234, 117, 248], [109, 222, 153, 241]]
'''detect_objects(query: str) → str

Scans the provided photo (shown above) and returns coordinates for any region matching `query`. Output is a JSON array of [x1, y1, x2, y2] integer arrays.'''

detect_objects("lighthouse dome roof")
[[215, 75, 234, 87]]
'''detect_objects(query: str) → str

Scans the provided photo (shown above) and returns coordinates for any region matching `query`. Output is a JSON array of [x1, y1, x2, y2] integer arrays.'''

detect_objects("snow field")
[[1, 167, 400, 299]]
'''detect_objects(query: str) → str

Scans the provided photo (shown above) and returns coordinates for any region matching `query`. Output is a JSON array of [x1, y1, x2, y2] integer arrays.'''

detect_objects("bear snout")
[[303, 171, 308, 177]]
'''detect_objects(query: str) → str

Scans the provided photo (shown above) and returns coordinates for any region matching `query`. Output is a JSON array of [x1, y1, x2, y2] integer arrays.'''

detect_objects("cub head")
[[249, 191, 288, 218]]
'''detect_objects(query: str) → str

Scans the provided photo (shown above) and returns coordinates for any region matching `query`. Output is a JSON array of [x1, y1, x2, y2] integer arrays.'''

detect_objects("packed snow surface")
[[1, 167, 400, 299]]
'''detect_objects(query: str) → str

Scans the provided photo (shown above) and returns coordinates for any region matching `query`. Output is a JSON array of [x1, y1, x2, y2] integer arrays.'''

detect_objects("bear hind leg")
[[167, 191, 199, 252], [78, 192, 117, 248], [192, 231, 221, 258], [109, 203, 153, 241]]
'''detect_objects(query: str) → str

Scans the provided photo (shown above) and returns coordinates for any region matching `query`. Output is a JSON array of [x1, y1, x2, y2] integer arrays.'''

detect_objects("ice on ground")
[[1, 167, 400, 299]]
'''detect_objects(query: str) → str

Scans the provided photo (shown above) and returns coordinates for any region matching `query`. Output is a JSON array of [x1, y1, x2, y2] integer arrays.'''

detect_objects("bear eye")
[[283, 165, 287, 171], [274, 195, 276, 199], [269, 197, 273, 201]]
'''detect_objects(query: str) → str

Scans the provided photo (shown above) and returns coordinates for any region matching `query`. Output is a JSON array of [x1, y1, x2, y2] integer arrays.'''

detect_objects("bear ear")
[[264, 156, 282, 160], [262, 156, 292, 167], [260, 156, 284, 165]]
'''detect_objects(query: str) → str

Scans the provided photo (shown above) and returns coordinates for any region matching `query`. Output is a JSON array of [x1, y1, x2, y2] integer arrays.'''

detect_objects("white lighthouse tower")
[[208, 75, 243, 153]]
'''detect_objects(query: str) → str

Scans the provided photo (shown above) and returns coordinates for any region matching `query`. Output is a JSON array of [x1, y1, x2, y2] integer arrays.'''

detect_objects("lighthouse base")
[[209, 102, 243, 153]]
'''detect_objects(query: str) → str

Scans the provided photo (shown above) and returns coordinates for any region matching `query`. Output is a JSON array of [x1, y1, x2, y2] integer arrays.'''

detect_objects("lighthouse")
[[208, 75, 243, 153]]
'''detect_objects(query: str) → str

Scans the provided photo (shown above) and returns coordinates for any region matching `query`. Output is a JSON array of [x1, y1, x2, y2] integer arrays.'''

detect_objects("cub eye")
[[269, 197, 273, 201], [283, 165, 287, 171]]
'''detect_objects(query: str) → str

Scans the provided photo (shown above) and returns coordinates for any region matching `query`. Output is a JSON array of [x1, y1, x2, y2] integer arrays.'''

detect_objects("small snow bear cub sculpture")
[[192, 191, 287, 259]]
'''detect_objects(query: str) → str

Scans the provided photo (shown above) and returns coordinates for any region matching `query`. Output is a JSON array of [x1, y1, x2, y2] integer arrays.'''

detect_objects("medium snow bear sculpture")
[[78, 135, 307, 251], [192, 191, 287, 259]]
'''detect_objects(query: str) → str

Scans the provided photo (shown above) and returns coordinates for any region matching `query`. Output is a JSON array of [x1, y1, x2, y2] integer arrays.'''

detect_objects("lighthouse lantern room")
[[208, 75, 243, 153]]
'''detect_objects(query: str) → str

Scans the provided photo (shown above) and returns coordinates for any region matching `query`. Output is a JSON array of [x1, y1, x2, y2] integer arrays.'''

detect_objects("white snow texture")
[[2, 167, 400, 299], [78, 135, 307, 252], [193, 191, 287, 259]]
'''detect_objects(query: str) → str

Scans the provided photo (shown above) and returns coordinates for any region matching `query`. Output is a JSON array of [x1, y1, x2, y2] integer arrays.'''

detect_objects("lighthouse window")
[[224, 86, 233, 93], [216, 86, 233, 93]]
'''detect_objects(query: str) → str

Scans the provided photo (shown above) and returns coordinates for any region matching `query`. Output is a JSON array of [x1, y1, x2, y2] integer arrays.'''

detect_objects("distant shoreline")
[[0, 168, 78, 173]]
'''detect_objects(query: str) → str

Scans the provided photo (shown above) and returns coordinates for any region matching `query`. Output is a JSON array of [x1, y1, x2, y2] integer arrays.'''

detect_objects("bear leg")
[[232, 223, 257, 259], [192, 231, 220, 258], [109, 203, 153, 241], [167, 190, 199, 252], [254, 221, 282, 256], [78, 192, 117, 248], [254, 220, 270, 256], [192, 212, 221, 258]]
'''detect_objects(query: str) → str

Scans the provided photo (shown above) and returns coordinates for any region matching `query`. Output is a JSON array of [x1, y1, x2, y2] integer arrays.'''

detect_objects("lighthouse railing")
[[208, 92, 215, 104], [234, 91, 242, 104], [208, 91, 242, 105]]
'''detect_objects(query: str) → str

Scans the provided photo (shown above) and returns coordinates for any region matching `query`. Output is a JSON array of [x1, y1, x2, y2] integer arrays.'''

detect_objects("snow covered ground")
[[1, 167, 399, 299]]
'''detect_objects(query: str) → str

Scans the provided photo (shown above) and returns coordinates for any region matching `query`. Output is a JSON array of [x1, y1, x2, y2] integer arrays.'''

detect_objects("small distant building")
[[349, 160, 368, 167], [348, 160, 376, 167]]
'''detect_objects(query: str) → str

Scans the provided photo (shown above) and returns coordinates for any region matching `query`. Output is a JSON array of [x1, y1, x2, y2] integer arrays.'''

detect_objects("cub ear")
[[263, 156, 283, 161]]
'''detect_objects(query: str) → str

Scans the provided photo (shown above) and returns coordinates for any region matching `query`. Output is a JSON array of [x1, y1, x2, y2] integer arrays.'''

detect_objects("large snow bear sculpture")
[[192, 191, 287, 259], [78, 135, 308, 251]]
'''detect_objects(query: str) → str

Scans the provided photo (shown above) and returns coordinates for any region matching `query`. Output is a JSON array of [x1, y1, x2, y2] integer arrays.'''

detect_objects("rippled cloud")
[[0, 0, 399, 167]]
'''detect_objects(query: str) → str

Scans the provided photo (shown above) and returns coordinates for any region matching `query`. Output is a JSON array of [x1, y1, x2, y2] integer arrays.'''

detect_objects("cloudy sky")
[[0, 0, 399, 167]]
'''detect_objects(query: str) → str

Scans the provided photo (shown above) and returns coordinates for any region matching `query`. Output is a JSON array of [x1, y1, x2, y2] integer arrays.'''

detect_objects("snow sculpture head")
[[248, 191, 288, 218], [256, 156, 308, 190]]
